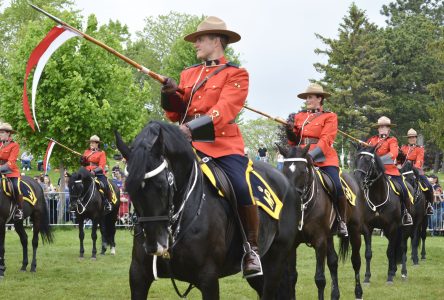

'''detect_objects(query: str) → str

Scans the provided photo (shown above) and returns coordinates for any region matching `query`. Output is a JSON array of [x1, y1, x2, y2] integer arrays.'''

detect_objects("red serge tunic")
[[83, 149, 106, 175], [164, 56, 248, 158], [0, 141, 20, 177], [401, 144, 424, 170], [289, 110, 339, 167], [367, 136, 400, 176]]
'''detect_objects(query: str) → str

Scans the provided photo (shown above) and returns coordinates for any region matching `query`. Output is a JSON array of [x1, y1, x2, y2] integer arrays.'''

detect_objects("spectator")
[[112, 170, 123, 190], [428, 174, 443, 235], [37, 155, 43, 171], [20, 151, 33, 171], [43, 175, 57, 224], [62, 172, 71, 222], [257, 144, 268, 163], [276, 153, 284, 171]]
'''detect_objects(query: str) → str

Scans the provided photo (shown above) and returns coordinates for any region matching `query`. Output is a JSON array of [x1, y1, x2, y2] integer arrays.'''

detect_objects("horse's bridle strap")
[[283, 158, 308, 163], [144, 160, 168, 179], [138, 215, 169, 222], [360, 151, 374, 157], [402, 170, 414, 176]]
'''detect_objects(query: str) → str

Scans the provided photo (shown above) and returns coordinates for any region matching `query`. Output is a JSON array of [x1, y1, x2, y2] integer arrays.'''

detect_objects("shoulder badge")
[[226, 62, 239, 68]]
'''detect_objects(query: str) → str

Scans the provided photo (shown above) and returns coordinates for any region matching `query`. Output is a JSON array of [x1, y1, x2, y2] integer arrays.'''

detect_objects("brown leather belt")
[[183, 114, 235, 124], [301, 137, 319, 144], [0, 160, 6, 164], [89, 163, 98, 167]]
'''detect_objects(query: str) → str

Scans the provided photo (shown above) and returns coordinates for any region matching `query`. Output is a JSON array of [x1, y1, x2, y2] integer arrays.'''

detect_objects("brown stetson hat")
[[87, 135, 101, 143], [372, 116, 396, 127], [184, 16, 241, 44], [405, 128, 417, 137], [297, 83, 331, 99], [0, 122, 16, 133]]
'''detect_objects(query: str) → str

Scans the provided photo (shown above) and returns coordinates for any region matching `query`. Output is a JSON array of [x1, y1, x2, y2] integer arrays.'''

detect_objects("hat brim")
[[88, 140, 101, 143], [405, 135, 417, 137], [184, 29, 241, 44], [0, 129, 16, 133], [372, 123, 396, 128], [297, 92, 331, 100]]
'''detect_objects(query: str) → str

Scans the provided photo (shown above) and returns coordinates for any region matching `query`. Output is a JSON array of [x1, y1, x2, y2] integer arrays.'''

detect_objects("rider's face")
[[194, 35, 218, 60], [408, 136, 417, 144], [90, 142, 99, 149], [378, 126, 390, 136], [305, 94, 322, 110], [0, 130, 10, 140]]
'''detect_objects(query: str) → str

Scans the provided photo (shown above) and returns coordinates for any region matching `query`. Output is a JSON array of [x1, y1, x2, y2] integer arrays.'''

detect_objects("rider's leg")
[[392, 175, 413, 225], [10, 177, 24, 220], [320, 166, 348, 237], [214, 154, 262, 278], [97, 175, 112, 212], [419, 174, 434, 215]]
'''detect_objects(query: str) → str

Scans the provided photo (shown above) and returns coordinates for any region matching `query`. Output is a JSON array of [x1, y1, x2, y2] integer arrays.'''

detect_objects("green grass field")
[[0, 228, 443, 299]]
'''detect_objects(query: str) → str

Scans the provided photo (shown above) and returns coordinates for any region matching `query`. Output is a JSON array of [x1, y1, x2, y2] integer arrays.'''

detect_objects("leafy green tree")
[[381, 0, 444, 25], [0, 12, 148, 171], [240, 118, 281, 162], [315, 4, 388, 140]]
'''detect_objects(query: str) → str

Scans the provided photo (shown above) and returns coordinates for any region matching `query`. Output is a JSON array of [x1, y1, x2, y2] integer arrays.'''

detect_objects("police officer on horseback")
[[0, 123, 24, 220], [400, 128, 434, 215], [286, 83, 349, 237], [367, 117, 413, 226], [80, 135, 112, 213], [160, 16, 262, 278]]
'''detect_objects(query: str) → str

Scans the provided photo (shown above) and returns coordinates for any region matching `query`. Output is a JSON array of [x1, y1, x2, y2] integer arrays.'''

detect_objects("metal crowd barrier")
[[428, 194, 444, 235], [6, 191, 134, 228]]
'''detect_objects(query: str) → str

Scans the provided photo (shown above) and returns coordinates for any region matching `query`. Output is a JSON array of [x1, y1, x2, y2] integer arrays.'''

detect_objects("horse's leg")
[[326, 236, 339, 300], [0, 223, 6, 278], [350, 227, 363, 299], [363, 229, 372, 284], [78, 218, 85, 258], [130, 225, 154, 300], [313, 239, 327, 300], [386, 229, 399, 283], [91, 220, 98, 259], [110, 213, 117, 255], [100, 218, 107, 255], [30, 222, 40, 272], [198, 272, 220, 300], [411, 225, 419, 265], [14, 221, 28, 271], [421, 220, 427, 260]]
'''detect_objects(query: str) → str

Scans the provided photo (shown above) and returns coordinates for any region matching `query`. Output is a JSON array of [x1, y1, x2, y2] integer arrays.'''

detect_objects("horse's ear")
[[275, 143, 288, 157], [114, 130, 131, 160], [351, 141, 359, 150], [302, 143, 311, 156]]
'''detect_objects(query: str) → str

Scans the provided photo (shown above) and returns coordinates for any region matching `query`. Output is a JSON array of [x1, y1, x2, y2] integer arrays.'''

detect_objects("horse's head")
[[277, 143, 313, 194], [68, 168, 92, 211], [116, 122, 180, 256], [400, 161, 418, 186], [353, 145, 385, 184]]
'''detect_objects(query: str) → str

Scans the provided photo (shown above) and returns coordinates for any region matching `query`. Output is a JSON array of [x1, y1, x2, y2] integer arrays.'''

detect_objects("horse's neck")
[[370, 172, 389, 202]]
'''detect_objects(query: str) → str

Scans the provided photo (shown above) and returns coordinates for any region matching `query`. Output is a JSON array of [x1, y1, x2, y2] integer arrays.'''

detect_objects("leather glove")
[[80, 156, 88, 166], [179, 124, 192, 142], [285, 121, 299, 143], [161, 78, 178, 95], [90, 170, 95, 176]]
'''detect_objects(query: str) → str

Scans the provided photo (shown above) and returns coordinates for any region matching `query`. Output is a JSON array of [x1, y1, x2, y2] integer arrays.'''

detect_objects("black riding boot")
[[238, 204, 262, 278], [103, 190, 113, 213], [13, 194, 24, 221], [402, 195, 413, 226], [336, 195, 348, 237]]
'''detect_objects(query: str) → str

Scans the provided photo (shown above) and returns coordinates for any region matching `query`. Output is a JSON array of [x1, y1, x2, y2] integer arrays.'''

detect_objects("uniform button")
[[198, 96, 201, 99], [222, 132, 225, 135], [212, 85, 216, 88], [206, 69, 209, 72], [193, 108, 197, 112]]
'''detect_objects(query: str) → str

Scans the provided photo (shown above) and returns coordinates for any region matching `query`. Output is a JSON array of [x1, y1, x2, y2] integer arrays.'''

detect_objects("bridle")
[[401, 168, 421, 201], [283, 157, 316, 230], [354, 151, 390, 211], [70, 177, 95, 215]]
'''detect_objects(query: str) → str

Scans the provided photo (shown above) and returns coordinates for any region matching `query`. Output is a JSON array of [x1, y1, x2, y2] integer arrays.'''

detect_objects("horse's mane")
[[126, 121, 195, 194]]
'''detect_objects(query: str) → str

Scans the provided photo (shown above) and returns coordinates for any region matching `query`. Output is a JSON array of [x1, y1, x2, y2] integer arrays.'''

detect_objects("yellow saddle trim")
[[419, 181, 429, 192], [315, 169, 356, 206], [388, 177, 414, 203], [107, 179, 118, 204], [1, 176, 37, 205]]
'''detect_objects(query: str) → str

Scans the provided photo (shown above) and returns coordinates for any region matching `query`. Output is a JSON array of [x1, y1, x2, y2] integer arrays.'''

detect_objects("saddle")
[[196, 154, 283, 220], [388, 177, 414, 203], [93, 178, 118, 204], [1, 176, 37, 205], [315, 168, 356, 206]]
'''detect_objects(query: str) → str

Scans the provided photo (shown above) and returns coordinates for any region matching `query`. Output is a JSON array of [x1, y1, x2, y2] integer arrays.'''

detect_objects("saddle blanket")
[[388, 177, 414, 203], [198, 157, 283, 220], [94, 178, 118, 204], [1, 176, 37, 205], [315, 168, 357, 206]]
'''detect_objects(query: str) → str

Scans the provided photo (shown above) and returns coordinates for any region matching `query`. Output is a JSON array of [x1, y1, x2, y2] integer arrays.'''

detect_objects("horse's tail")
[[39, 195, 54, 244], [338, 235, 350, 263], [394, 226, 404, 265]]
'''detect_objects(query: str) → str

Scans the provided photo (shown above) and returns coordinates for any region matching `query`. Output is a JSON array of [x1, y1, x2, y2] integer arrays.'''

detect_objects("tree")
[[381, 0, 444, 25], [0, 12, 148, 171], [240, 118, 281, 161], [315, 4, 389, 140]]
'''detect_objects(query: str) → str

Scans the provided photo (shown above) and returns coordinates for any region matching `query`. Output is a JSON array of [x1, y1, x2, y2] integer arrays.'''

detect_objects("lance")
[[45, 137, 82, 156], [29, 3, 167, 84], [243, 105, 370, 146]]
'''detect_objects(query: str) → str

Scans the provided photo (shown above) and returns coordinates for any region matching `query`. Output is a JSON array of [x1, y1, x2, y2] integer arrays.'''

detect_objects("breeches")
[[320, 166, 344, 198]]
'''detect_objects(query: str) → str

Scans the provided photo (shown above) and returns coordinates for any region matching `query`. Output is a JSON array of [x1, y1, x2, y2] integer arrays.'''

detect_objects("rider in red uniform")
[[287, 83, 348, 237], [366, 117, 413, 226], [81, 135, 112, 212], [160, 16, 261, 278], [0, 123, 23, 220], [400, 128, 434, 215]]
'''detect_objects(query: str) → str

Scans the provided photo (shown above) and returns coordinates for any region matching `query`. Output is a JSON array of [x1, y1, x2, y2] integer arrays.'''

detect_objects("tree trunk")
[[433, 152, 441, 173], [57, 163, 66, 224]]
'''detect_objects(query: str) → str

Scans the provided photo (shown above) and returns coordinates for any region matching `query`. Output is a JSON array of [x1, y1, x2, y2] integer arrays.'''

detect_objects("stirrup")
[[402, 212, 413, 226], [13, 209, 24, 221], [241, 248, 263, 279]]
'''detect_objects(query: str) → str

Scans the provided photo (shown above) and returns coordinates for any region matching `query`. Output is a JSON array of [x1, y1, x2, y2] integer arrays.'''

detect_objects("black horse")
[[115, 121, 300, 300], [399, 161, 429, 269], [0, 175, 53, 278], [353, 145, 405, 283], [68, 168, 120, 259], [278, 144, 365, 300]]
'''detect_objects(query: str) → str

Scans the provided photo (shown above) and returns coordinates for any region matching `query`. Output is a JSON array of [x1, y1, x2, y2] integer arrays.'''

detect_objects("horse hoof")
[[110, 247, 116, 255], [386, 280, 393, 285], [413, 263, 419, 266], [401, 274, 407, 280], [91, 257, 97, 261], [421, 257, 426, 260], [30, 269, 36, 273], [20, 267, 26, 272], [78, 256, 84, 261], [100, 252, 105, 256]]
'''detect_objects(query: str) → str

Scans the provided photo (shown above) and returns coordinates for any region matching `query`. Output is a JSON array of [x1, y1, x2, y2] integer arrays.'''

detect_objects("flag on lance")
[[43, 139, 56, 174], [23, 26, 80, 131]]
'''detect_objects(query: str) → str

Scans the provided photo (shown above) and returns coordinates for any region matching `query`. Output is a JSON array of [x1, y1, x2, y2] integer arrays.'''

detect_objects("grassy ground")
[[0, 228, 443, 299]]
